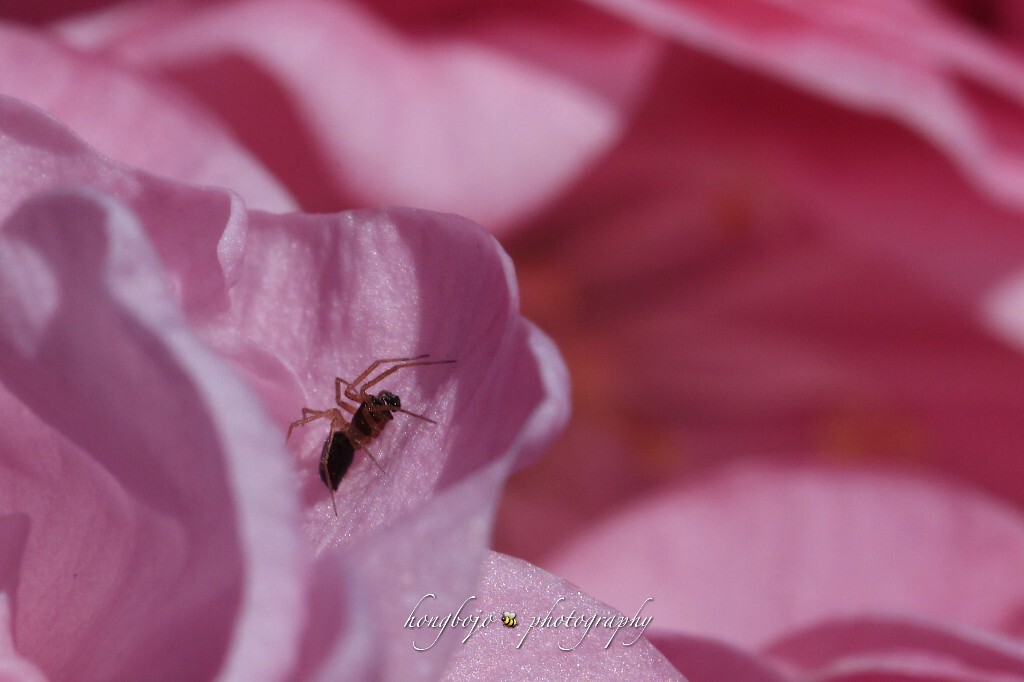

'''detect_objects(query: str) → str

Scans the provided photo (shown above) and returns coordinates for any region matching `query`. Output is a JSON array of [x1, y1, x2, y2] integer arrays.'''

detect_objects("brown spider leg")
[[393, 406, 439, 424], [336, 422, 387, 477], [337, 377, 359, 404], [288, 409, 345, 515], [362, 445, 388, 476], [341, 355, 432, 400], [286, 408, 332, 440], [345, 358, 457, 403], [358, 359, 456, 393], [333, 377, 359, 412]]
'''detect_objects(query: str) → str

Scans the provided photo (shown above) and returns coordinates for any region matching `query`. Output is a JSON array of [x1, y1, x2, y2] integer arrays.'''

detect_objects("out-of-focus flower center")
[[817, 404, 928, 464], [516, 255, 686, 480]]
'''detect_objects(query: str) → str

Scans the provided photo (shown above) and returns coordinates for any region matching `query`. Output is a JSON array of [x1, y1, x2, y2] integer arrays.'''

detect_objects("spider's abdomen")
[[320, 431, 356, 490]]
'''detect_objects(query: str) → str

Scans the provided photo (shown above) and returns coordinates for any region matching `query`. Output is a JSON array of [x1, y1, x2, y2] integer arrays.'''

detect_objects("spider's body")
[[287, 356, 454, 515], [318, 391, 400, 489]]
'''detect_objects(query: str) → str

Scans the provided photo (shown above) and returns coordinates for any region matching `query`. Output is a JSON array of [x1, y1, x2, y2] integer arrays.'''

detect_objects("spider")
[[286, 354, 455, 515]]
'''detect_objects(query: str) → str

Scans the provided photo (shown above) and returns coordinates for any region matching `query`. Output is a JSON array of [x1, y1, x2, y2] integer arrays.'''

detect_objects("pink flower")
[[6, 0, 1024, 679], [0, 94, 583, 678]]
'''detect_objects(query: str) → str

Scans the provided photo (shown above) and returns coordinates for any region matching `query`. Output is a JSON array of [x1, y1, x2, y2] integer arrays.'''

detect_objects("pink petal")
[[0, 94, 572, 678], [57, 0, 661, 223], [270, 220, 570, 677], [582, 0, 1024, 212], [0, 516, 47, 682], [0, 1, 125, 24], [0, 23, 294, 212], [212, 206, 569, 538], [545, 463, 1024, 649], [648, 632, 791, 682], [298, 326, 568, 679], [768, 616, 1024, 682], [0, 189, 306, 680], [0, 93, 248, 313], [284, 551, 380, 680], [443, 552, 684, 680], [507, 42, 1024, 309], [204, 205, 570, 677], [264, 218, 573, 674]]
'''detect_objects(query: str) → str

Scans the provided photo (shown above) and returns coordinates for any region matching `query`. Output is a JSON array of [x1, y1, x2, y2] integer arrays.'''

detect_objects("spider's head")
[[375, 391, 402, 411]]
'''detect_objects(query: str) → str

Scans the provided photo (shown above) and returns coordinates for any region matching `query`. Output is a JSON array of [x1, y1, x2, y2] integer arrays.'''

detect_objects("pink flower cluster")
[[1, 1, 1024, 680]]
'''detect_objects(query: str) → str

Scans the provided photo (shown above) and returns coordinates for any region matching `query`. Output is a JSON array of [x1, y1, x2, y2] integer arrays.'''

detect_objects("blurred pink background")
[[3, 0, 1024, 678]]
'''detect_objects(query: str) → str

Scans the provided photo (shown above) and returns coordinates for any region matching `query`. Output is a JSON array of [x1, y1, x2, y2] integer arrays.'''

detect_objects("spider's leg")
[[357, 358, 456, 396], [286, 408, 330, 440], [342, 355, 431, 401]]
